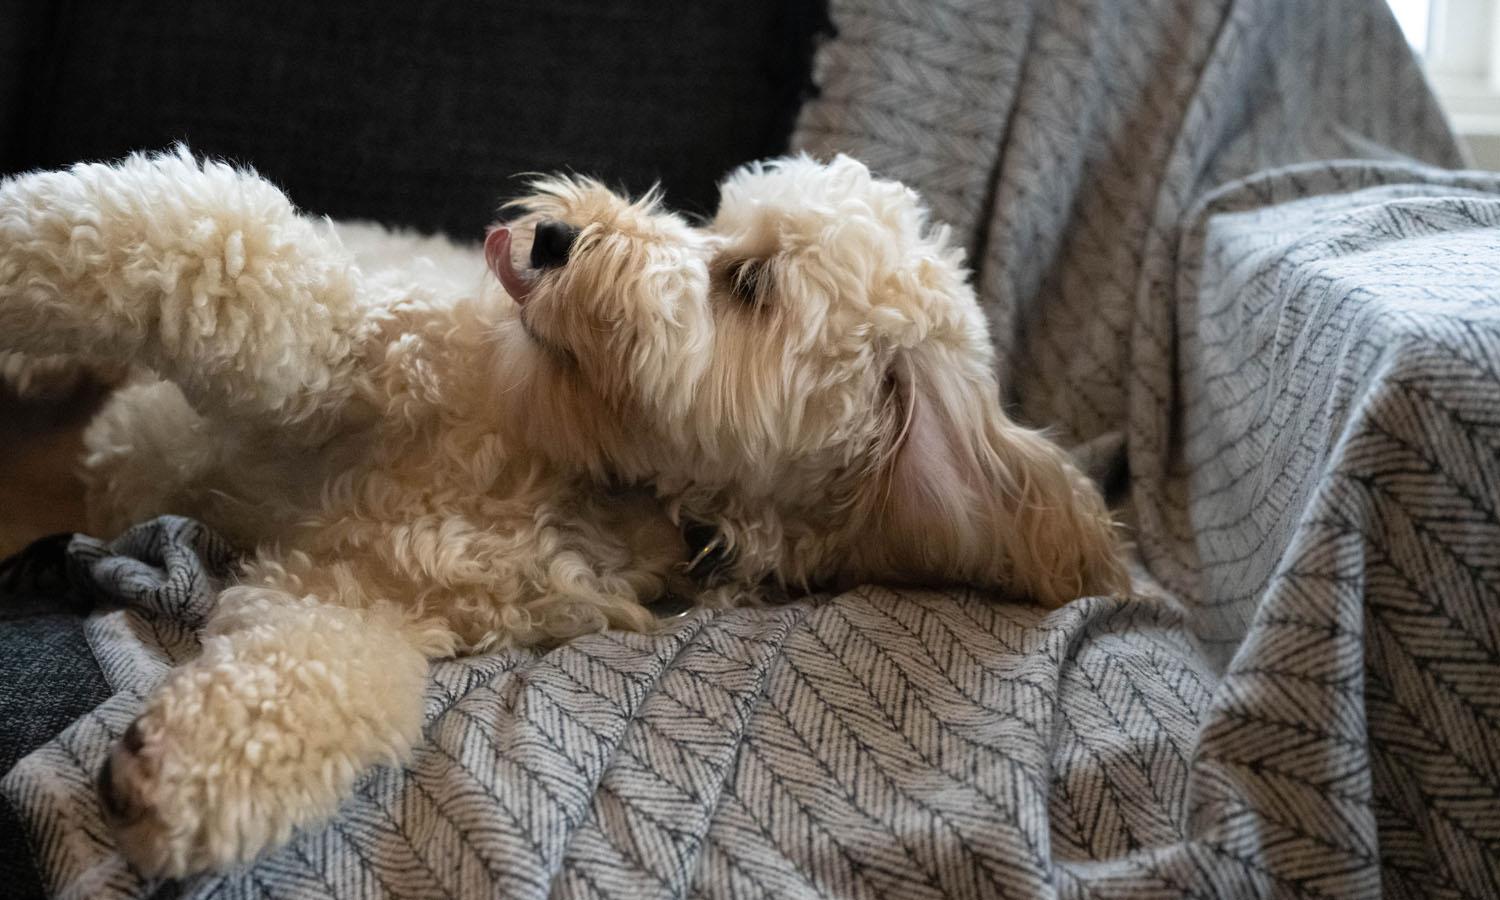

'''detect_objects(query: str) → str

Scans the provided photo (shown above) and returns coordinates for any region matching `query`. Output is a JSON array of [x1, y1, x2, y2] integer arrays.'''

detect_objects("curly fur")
[[496, 155, 1127, 601], [0, 148, 1125, 876], [0, 350, 128, 399]]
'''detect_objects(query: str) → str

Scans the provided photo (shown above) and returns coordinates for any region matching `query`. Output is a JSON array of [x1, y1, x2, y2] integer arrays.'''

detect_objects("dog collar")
[[646, 519, 730, 621], [680, 520, 729, 581]]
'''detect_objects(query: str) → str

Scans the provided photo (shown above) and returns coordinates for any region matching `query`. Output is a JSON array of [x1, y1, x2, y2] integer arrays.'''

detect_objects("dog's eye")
[[720, 258, 768, 307]]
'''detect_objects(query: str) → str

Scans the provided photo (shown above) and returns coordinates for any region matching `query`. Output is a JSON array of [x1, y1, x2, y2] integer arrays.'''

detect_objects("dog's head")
[[488, 155, 1125, 605]]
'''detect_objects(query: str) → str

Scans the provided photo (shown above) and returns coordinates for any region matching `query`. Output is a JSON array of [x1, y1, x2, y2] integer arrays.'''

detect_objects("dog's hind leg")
[[94, 579, 441, 877], [0, 148, 371, 438]]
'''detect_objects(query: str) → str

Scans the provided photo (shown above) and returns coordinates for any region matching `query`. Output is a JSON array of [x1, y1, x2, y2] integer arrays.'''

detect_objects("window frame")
[[1424, 0, 1500, 166]]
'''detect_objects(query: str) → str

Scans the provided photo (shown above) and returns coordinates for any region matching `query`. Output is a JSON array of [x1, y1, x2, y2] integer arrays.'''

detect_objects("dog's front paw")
[[96, 714, 273, 878], [94, 609, 427, 878], [94, 664, 343, 879]]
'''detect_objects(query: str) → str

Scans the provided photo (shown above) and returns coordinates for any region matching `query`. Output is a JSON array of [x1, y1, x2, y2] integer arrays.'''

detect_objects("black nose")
[[530, 219, 580, 269]]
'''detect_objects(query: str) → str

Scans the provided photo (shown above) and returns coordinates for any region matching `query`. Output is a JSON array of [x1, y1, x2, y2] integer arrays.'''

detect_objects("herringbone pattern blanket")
[[5, 0, 1499, 896]]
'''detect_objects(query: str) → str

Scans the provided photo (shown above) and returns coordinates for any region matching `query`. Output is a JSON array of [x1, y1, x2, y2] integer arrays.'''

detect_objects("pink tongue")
[[484, 227, 535, 304]]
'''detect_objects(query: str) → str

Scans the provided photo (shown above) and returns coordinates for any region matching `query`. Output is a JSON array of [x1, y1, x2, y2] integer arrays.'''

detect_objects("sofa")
[[4, 0, 1499, 897]]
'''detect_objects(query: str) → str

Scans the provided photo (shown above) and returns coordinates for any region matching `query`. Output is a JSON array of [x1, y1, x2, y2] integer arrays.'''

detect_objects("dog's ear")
[[868, 349, 1127, 606]]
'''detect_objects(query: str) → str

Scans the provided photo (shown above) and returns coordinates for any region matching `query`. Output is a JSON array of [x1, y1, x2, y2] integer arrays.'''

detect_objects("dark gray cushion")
[[0, 606, 110, 900], [3, 0, 828, 235]]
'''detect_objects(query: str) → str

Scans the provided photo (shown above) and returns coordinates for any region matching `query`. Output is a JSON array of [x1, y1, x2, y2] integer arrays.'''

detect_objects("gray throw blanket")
[[7, 0, 1500, 896]]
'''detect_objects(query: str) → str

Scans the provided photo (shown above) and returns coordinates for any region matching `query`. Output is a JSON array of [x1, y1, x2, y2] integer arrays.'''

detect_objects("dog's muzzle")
[[486, 219, 580, 304]]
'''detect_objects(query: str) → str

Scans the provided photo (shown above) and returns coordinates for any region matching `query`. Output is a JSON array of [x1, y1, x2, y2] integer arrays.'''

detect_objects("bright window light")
[[1388, 0, 1432, 54]]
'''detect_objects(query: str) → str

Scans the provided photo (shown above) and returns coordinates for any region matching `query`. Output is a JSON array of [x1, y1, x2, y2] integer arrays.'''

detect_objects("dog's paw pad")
[[96, 721, 156, 828], [121, 720, 145, 752], [95, 717, 195, 877]]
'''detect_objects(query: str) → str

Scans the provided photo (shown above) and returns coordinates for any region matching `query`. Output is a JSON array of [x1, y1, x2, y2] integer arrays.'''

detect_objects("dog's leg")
[[0, 149, 369, 434], [96, 584, 436, 877]]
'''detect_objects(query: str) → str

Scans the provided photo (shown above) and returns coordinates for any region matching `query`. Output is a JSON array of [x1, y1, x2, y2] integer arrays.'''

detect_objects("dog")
[[0, 148, 1126, 876]]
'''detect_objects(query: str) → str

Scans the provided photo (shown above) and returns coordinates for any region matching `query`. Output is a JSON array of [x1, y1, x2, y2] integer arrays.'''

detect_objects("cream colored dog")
[[0, 149, 1126, 876]]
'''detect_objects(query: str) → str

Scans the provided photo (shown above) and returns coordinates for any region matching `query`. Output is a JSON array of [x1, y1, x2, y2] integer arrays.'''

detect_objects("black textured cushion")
[[3, 0, 826, 236]]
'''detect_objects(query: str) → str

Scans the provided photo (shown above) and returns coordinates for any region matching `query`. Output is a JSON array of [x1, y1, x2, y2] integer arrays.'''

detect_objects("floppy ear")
[[867, 348, 1128, 607]]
